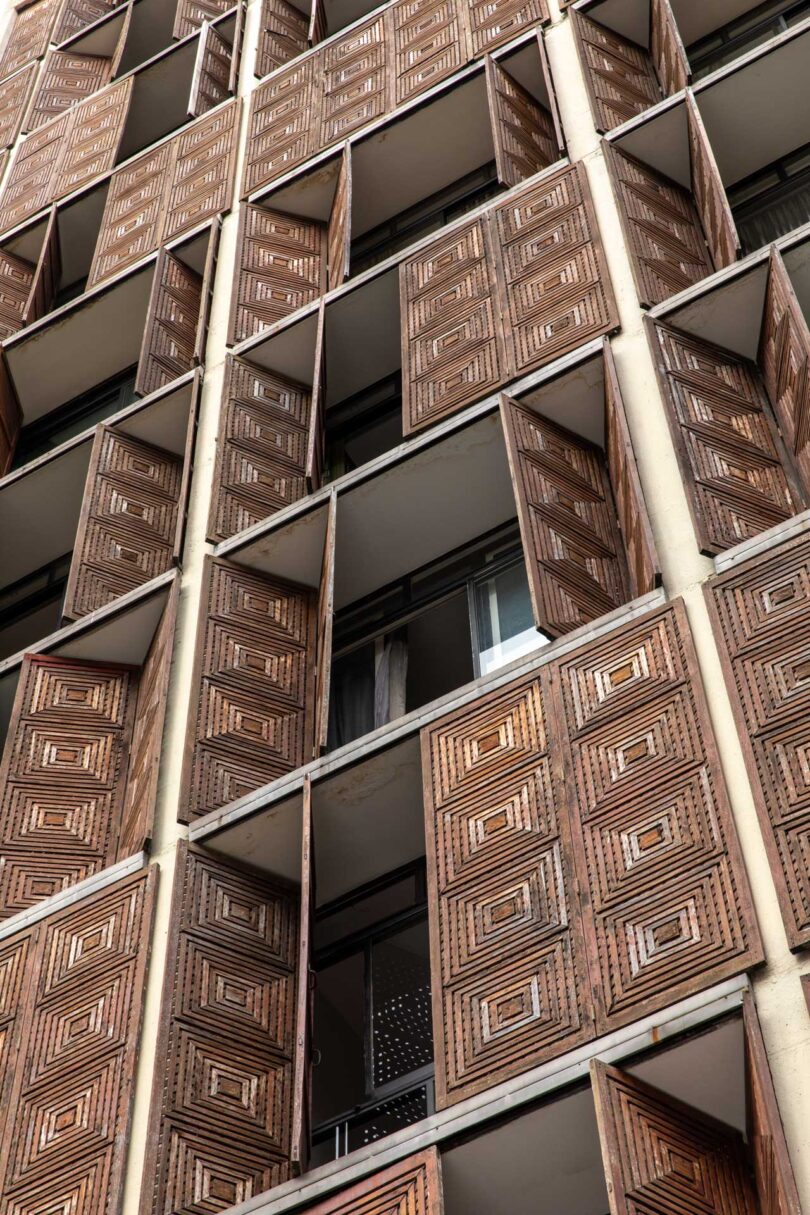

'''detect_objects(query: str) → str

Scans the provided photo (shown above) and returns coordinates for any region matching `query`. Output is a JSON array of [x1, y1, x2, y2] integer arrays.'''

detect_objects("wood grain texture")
[[230, 203, 326, 343], [603, 140, 712, 307], [649, 320, 804, 555], [300, 1150, 443, 1215], [686, 90, 739, 271], [327, 143, 351, 290], [0, 243, 35, 339], [743, 992, 802, 1215], [181, 558, 318, 822], [314, 493, 336, 754], [256, 0, 308, 77], [571, 10, 659, 133], [188, 21, 232, 119], [136, 250, 203, 397], [291, 776, 313, 1173], [465, 0, 547, 56], [53, 0, 120, 43], [0, 62, 36, 149], [142, 842, 298, 1215], [650, 0, 689, 97], [173, 0, 233, 40], [0, 0, 60, 80], [707, 532, 810, 950], [759, 247, 810, 498], [486, 54, 557, 189], [22, 202, 61, 328], [26, 48, 112, 130]]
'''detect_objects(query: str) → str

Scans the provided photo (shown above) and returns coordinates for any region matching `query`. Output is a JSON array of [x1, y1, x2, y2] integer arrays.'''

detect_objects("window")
[[327, 525, 549, 749], [0, 552, 71, 660], [324, 373, 403, 481], [687, 0, 810, 78], [311, 863, 434, 1165], [11, 366, 138, 469], [728, 139, 810, 253]]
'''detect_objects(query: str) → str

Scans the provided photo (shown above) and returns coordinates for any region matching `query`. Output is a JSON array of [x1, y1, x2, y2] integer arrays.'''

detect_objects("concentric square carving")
[[183, 851, 296, 964], [160, 1124, 287, 1215]]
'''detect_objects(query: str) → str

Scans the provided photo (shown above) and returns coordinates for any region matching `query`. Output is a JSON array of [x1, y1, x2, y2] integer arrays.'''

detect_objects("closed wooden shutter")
[[0, 0, 60, 80], [0, 655, 137, 920], [485, 55, 557, 189], [314, 492, 336, 753], [759, 247, 810, 497], [292, 776, 314, 1173], [257, 0, 309, 77], [173, 0, 233, 39], [230, 204, 327, 344], [0, 350, 21, 474], [464, 0, 548, 57], [650, 320, 804, 554], [603, 141, 712, 307], [118, 582, 179, 857], [0, 244, 35, 339], [591, 1060, 758, 1215], [63, 425, 183, 620], [743, 992, 801, 1214], [303, 1150, 443, 1214], [26, 49, 113, 130], [0, 929, 35, 1116], [87, 141, 173, 286], [0, 109, 70, 233], [603, 339, 660, 598], [53, 0, 121, 43], [144, 842, 299, 1214], [244, 58, 318, 196], [707, 533, 810, 950], [0, 868, 154, 1215], [327, 143, 351, 290], [571, 10, 660, 133], [391, 0, 465, 107], [188, 21, 232, 118], [162, 98, 239, 242], [501, 394, 630, 637], [136, 249, 203, 397], [686, 90, 739, 271], [319, 14, 387, 148], [650, 0, 689, 96], [22, 200, 60, 326], [181, 557, 318, 822], [0, 62, 36, 149]]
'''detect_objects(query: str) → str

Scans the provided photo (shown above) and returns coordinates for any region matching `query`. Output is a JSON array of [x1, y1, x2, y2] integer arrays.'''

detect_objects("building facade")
[[0, 0, 807, 1212]]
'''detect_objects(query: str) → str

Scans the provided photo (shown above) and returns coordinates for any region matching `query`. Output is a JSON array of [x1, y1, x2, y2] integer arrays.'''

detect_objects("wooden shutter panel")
[[181, 557, 317, 822], [743, 993, 801, 1214], [571, 10, 660, 134], [314, 492, 336, 754], [650, 0, 689, 96], [26, 49, 113, 131], [53, 0, 121, 43], [759, 246, 810, 496], [0, 110, 70, 233], [173, 0, 233, 39], [136, 249, 203, 397], [319, 15, 387, 149], [188, 21, 232, 119], [308, 0, 326, 45], [391, 0, 465, 107], [501, 393, 631, 637], [0, 868, 154, 1215], [306, 298, 326, 490], [63, 425, 183, 620], [0, 0, 60, 80], [485, 55, 557, 189], [144, 842, 299, 1214], [327, 143, 351, 290], [464, 0, 548, 57], [162, 98, 239, 242], [87, 142, 173, 287], [0, 350, 21, 475], [257, 0, 309, 78], [230, 203, 327, 344], [686, 90, 739, 271], [303, 1150, 443, 1214], [0, 929, 35, 1117], [244, 58, 318, 196], [118, 582, 179, 858], [603, 141, 712, 307], [0, 654, 137, 920], [706, 533, 810, 950], [0, 244, 35, 339], [22, 201, 60, 326], [591, 1060, 758, 1215], [0, 62, 36, 149], [650, 320, 804, 555], [291, 776, 314, 1174], [536, 29, 564, 157]]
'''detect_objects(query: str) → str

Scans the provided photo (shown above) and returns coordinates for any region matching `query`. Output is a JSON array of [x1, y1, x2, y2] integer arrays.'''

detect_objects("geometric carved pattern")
[[743, 991, 803, 1215], [26, 49, 113, 131], [0, 655, 137, 920], [208, 357, 314, 542], [604, 142, 712, 308], [686, 91, 739, 273], [256, 0, 308, 79], [501, 396, 631, 637], [188, 22, 232, 120], [52, 0, 119, 44], [572, 10, 660, 134], [143, 843, 298, 1215], [486, 55, 557, 189], [466, 0, 548, 56], [136, 250, 203, 398], [0, 0, 60, 81], [173, 0, 233, 39], [591, 1061, 759, 1215], [0, 244, 35, 340], [301, 1149, 442, 1215], [63, 426, 182, 620], [0, 869, 154, 1215], [650, 0, 689, 98], [651, 320, 804, 555], [181, 558, 318, 822], [0, 63, 36, 150], [423, 601, 762, 1105], [707, 533, 810, 950], [402, 164, 618, 434], [230, 204, 326, 344], [759, 247, 810, 498]]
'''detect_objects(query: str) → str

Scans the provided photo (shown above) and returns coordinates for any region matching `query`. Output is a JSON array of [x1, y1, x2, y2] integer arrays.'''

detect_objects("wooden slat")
[[649, 319, 805, 555], [63, 425, 183, 619], [686, 89, 739, 271], [306, 297, 326, 490], [314, 492, 336, 754], [485, 54, 557, 189], [650, 0, 689, 96], [86, 140, 173, 286], [603, 140, 712, 307], [0, 0, 60, 80], [188, 20, 232, 119], [759, 246, 810, 497], [602, 338, 660, 597], [135, 249, 203, 397], [256, 0, 308, 78], [0, 350, 21, 475], [194, 215, 220, 363], [0, 109, 70, 234], [25, 48, 113, 130], [743, 992, 802, 1215], [571, 9, 659, 134], [591, 1060, 758, 1215], [291, 776, 313, 1175], [327, 143, 351, 290], [162, 96, 239, 242], [21, 200, 60, 326]]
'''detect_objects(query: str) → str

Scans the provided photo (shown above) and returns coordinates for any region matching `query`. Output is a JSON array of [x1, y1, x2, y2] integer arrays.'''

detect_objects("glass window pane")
[[328, 642, 376, 749], [345, 1086, 429, 1153], [475, 561, 549, 676], [312, 951, 367, 1125], [371, 920, 433, 1088], [315, 874, 419, 950]]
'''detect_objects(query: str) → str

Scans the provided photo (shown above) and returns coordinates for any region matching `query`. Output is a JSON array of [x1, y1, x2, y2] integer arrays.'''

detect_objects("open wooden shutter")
[[244, 58, 319, 196], [181, 557, 318, 822], [536, 30, 564, 158], [0, 655, 137, 920], [501, 393, 630, 637], [22, 201, 60, 326], [686, 90, 739, 271], [118, 582, 179, 858], [188, 21, 232, 119], [650, 0, 690, 96], [314, 493, 336, 754], [0, 351, 21, 475], [0, 244, 35, 339], [603, 339, 660, 597], [63, 425, 183, 620], [53, 0, 121, 43], [0, 63, 37, 150], [603, 141, 712, 307], [0, 0, 60, 81], [591, 1060, 758, 1214], [306, 298, 326, 490], [650, 319, 804, 555], [26, 49, 114, 131], [0, 867, 154, 1215], [208, 356, 314, 542], [327, 143, 351, 290], [303, 1150, 443, 1214], [230, 203, 327, 344], [743, 993, 801, 1214], [173, 0, 233, 39], [145, 842, 299, 1214], [136, 250, 203, 397], [257, 0, 309, 78], [391, 0, 465, 107], [759, 246, 810, 496], [308, 0, 326, 45], [291, 776, 314, 1175], [464, 0, 548, 57], [485, 55, 558, 189], [571, 10, 660, 133], [0, 110, 70, 233]]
